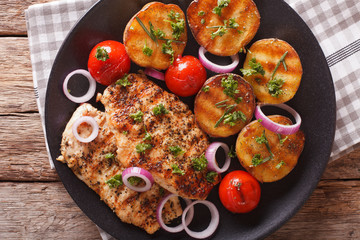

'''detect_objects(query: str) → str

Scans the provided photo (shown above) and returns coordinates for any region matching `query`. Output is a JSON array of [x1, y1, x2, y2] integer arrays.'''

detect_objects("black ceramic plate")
[[45, 0, 336, 239]]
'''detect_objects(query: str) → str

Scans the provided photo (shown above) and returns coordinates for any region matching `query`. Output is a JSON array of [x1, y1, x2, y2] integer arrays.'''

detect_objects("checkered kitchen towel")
[[26, 0, 360, 238]]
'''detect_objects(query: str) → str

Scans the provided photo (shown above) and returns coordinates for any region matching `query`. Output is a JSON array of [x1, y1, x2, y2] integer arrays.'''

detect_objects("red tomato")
[[88, 40, 131, 86], [219, 170, 261, 213], [165, 55, 207, 97]]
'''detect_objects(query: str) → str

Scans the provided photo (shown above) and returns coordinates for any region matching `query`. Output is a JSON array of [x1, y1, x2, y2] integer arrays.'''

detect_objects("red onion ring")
[[156, 193, 194, 233], [182, 200, 219, 239], [198, 47, 239, 73], [144, 68, 165, 81], [63, 69, 96, 103], [205, 142, 231, 173], [122, 167, 154, 192], [72, 116, 99, 143], [254, 103, 302, 135]]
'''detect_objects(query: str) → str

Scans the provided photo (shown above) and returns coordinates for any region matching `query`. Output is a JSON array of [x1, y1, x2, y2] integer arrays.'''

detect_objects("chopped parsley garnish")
[[240, 58, 265, 76], [162, 40, 175, 64], [104, 153, 115, 159], [207, 18, 239, 39], [233, 181, 242, 190], [257, 118, 263, 122], [255, 130, 274, 157], [123, 130, 128, 135], [169, 145, 185, 157], [106, 174, 123, 188], [213, 0, 230, 16], [116, 74, 132, 87], [171, 164, 185, 175], [223, 110, 246, 126], [267, 77, 284, 97], [227, 18, 239, 28], [201, 18, 205, 24], [143, 131, 152, 141], [275, 161, 286, 169], [128, 176, 142, 186], [135, 143, 153, 153], [206, 171, 218, 183], [130, 110, 143, 122], [95, 46, 109, 61], [198, 10, 205, 16], [277, 134, 288, 145], [228, 145, 236, 158], [202, 85, 210, 92], [142, 40, 153, 56], [210, 25, 227, 39], [166, 10, 185, 40], [153, 103, 169, 115], [221, 74, 240, 98], [251, 154, 272, 167], [192, 154, 208, 171], [214, 104, 236, 128]]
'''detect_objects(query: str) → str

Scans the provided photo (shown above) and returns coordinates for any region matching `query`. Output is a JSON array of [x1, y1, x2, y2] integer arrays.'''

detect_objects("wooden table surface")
[[1, 1, 359, 239]]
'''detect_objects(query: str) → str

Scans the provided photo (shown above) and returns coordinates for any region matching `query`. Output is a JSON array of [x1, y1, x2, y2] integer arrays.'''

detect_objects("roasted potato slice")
[[123, 2, 187, 70], [194, 73, 255, 137], [241, 38, 303, 104], [187, 0, 260, 56], [236, 115, 305, 182]]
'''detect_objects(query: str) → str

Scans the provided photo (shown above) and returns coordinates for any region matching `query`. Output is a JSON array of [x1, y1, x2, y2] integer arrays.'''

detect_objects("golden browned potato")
[[241, 38, 303, 104], [123, 2, 187, 70], [194, 73, 255, 137], [187, 0, 260, 56], [236, 115, 305, 182]]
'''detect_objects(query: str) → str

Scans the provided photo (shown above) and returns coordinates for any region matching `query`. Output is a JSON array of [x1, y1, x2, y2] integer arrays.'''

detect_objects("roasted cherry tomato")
[[165, 55, 207, 97], [88, 40, 131, 86], [219, 170, 261, 213]]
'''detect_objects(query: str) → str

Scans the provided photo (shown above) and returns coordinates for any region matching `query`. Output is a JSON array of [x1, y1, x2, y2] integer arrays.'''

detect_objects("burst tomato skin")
[[88, 40, 131, 86], [165, 55, 207, 97], [219, 170, 261, 213]]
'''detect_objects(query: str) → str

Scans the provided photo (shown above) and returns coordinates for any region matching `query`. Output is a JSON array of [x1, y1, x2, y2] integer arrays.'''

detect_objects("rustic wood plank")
[[0, 180, 359, 239], [0, 0, 56, 35], [267, 180, 360, 239], [0, 182, 100, 240], [0, 37, 38, 113], [0, 113, 58, 181]]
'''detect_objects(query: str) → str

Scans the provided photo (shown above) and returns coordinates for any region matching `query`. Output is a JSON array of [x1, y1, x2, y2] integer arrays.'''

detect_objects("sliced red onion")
[[156, 193, 194, 233], [182, 200, 219, 239], [255, 103, 302, 135], [205, 142, 231, 173], [144, 68, 165, 81], [122, 167, 154, 192], [198, 46, 239, 73], [63, 69, 96, 103], [72, 116, 99, 143]]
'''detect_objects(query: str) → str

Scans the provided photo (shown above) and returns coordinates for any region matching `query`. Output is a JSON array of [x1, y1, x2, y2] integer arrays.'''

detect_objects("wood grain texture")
[[0, 38, 38, 113], [0, 0, 56, 35]]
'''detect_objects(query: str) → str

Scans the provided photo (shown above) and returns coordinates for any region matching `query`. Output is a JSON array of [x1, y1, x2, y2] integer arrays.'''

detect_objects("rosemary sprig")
[[270, 51, 288, 80]]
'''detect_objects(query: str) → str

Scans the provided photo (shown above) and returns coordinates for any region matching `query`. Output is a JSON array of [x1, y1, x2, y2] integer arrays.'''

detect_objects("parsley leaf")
[[143, 132, 152, 141], [128, 176, 142, 186], [221, 74, 240, 98], [267, 77, 284, 97], [162, 40, 174, 64], [206, 171, 218, 183], [240, 58, 265, 76], [202, 86, 210, 92], [106, 174, 123, 188], [171, 164, 185, 175], [166, 10, 185, 40], [142, 40, 153, 56], [223, 110, 247, 126], [169, 146, 185, 157], [198, 11, 205, 16], [104, 153, 115, 159], [130, 110, 143, 122], [213, 0, 230, 16], [251, 154, 272, 167], [116, 74, 132, 87], [95, 46, 109, 61], [192, 154, 208, 171], [211, 25, 227, 39], [153, 103, 169, 115], [135, 143, 153, 153]]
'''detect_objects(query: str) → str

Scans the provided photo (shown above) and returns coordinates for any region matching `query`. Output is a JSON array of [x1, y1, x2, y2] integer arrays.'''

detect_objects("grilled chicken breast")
[[123, 2, 187, 70], [99, 73, 220, 200], [57, 103, 182, 234], [187, 0, 260, 56]]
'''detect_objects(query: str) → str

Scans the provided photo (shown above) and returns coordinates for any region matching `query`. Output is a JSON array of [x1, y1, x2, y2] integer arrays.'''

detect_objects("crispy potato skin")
[[187, 0, 260, 56], [236, 115, 305, 182], [242, 38, 303, 104], [194, 73, 255, 137], [123, 2, 187, 70]]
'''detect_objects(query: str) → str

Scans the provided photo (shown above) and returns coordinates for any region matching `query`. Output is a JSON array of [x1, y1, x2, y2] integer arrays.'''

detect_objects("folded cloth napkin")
[[25, 0, 360, 239]]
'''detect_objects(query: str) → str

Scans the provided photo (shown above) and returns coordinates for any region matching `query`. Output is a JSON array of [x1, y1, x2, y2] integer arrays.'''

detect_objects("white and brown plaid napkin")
[[25, 0, 360, 239]]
